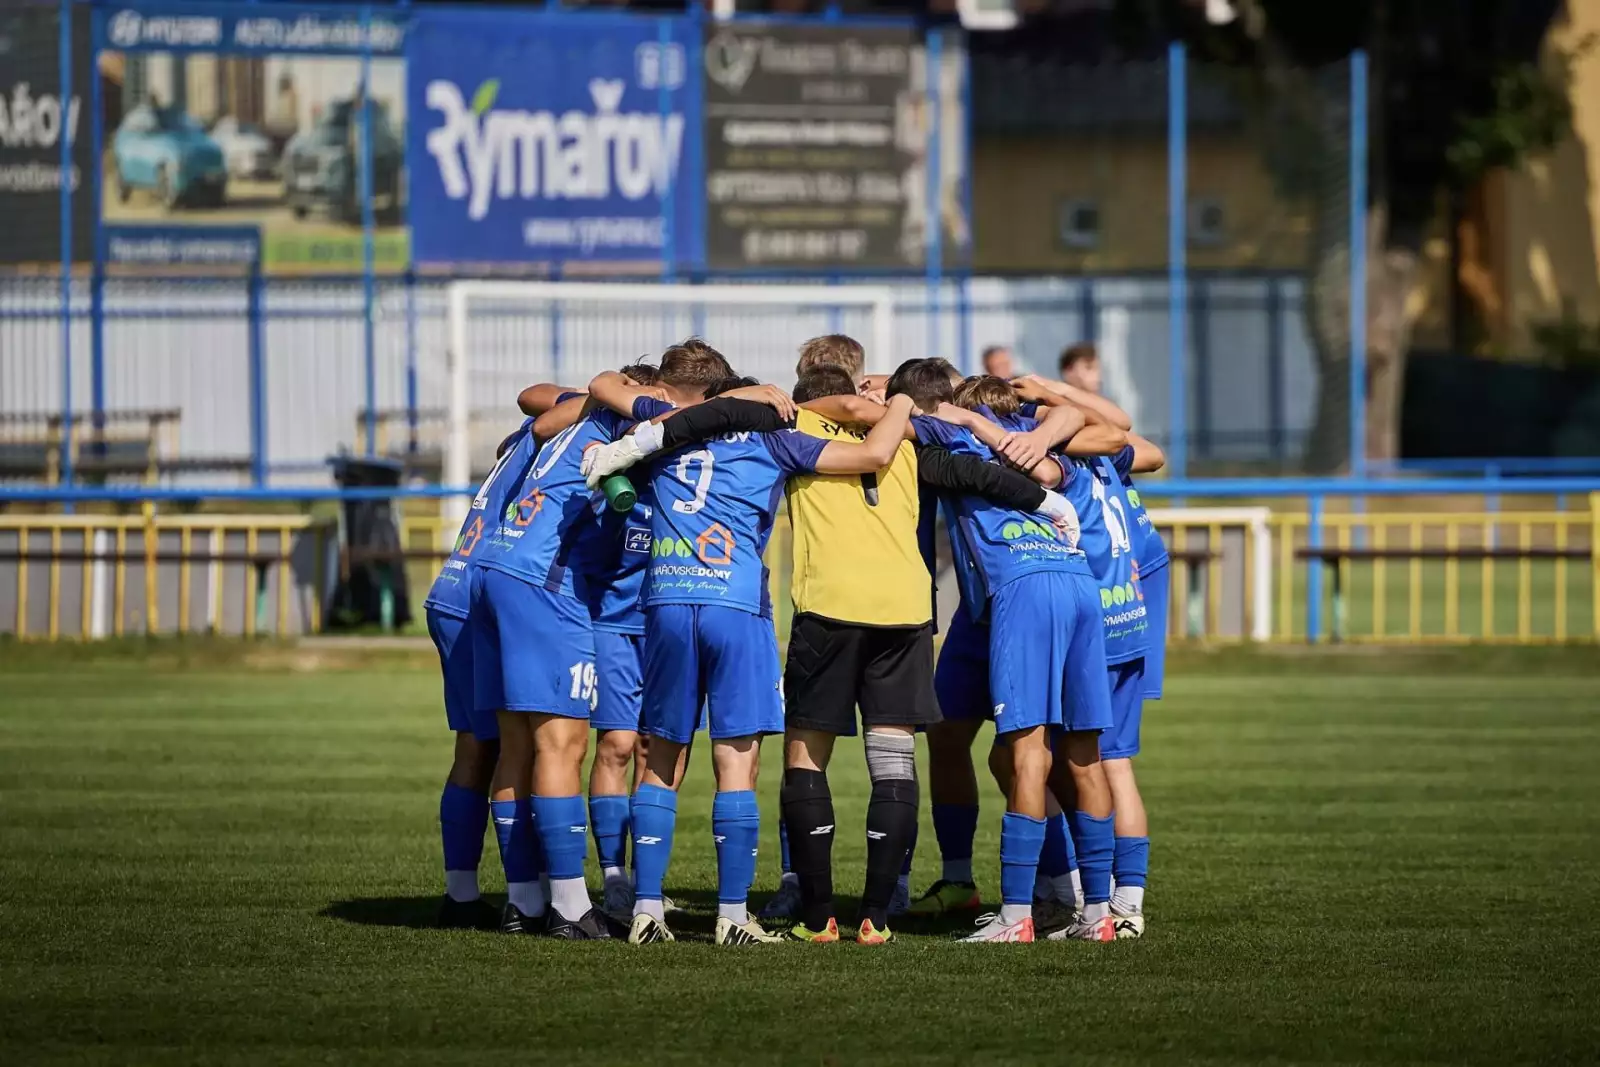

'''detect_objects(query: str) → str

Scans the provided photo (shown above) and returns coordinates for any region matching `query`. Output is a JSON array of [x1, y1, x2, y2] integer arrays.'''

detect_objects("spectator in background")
[[1058, 343, 1103, 396], [981, 345, 1015, 379]]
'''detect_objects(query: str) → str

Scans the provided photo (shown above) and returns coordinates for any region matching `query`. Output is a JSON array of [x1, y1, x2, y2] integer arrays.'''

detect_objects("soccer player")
[[1058, 342, 1103, 395], [1017, 373, 1167, 938], [795, 333, 866, 384], [889, 364, 1113, 943], [905, 376, 1123, 926], [421, 414, 543, 929], [981, 345, 1016, 379], [602, 361, 1073, 944], [469, 346, 731, 939], [581, 382, 920, 946]]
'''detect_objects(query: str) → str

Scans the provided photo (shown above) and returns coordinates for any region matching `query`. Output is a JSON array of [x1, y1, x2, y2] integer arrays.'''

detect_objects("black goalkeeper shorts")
[[783, 613, 941, 736]]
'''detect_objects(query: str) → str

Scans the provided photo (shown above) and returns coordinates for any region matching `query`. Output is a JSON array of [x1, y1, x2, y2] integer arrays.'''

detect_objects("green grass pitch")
[[2, 644, 1598, 1065]]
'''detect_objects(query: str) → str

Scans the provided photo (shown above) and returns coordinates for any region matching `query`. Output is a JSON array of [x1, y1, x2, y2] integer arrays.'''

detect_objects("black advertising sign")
[[702, 23, 963, 272], [0, 3, 93, 264]]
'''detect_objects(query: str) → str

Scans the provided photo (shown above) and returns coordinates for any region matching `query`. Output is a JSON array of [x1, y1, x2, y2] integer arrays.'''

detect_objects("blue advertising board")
[[98, 3, 408, 56], [406, 13, 696, 265]]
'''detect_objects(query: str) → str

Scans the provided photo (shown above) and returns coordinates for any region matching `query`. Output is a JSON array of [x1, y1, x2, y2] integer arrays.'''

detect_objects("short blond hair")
[[953, 375, 1020, 417], [796, 334, 865, 381]]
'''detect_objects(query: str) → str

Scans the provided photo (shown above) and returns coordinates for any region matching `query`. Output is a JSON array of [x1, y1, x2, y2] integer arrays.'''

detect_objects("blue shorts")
[[988, 570, 1112, 736], [1100, 657, 1145, 759], [643, 604, 783, 744], [471, 568, 596, 719], [426, 606, 498, 741], [1141, 562, 1169, 699], [934, 608, 991, 722], [593, 630, 645, 733]]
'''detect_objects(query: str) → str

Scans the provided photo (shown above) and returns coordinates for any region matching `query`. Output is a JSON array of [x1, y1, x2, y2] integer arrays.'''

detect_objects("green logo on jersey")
[[652, 537, 695, 559], [1100, 581, 1138, 609], [1001, 519, 1058, 542], [1126, 488, 1142, 509]]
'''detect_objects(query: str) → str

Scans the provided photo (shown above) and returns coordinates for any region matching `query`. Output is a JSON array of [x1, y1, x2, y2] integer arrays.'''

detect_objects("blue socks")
[[440, 783, 488, 897], [712, 790, 760, 921], [1038, 811, 1074, 879], [1069, 811, 1115, 906], [631, 784, 678, 903], [531, 795, 588, 881], [1114, 835, 1149, 887], [533, 794, 591, 922], [999, 812, 1046, 906], [589, 794, 630, 874], [932, 802, 979, 883], [490, 797, 538, 884]]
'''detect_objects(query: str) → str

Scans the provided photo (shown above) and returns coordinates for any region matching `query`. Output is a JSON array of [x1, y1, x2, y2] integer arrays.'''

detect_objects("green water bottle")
[[601, 473, 637, 513]]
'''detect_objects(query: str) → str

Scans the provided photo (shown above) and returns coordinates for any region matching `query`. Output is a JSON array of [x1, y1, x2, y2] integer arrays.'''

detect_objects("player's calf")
[[1104, 756, 1149, 936], [1052, 731, 1117, 940], [589, 727, 637, 917], [530, 714, 608, 939], [858, 728, 918, 942], [489, 711, 546, 932]]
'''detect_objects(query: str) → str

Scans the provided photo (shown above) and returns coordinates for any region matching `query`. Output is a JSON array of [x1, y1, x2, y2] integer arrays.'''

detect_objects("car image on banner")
[[95, 3, 411, 275], [407, 14, 695, 266]]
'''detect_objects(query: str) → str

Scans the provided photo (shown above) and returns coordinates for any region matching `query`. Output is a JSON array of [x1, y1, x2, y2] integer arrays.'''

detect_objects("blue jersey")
[[1116, 445, 1169, 574], [424, 417, 539, 619], [475, 406, 638, 601], [643, 428, 827, 616], [1082, 451, 1148, 664], [912, 416, 1090, 624], [591, 396, 676, 633]]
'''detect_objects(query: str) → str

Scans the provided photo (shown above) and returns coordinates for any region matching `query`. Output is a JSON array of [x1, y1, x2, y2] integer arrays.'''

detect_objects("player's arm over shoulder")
[[795, 394, 917, 474]]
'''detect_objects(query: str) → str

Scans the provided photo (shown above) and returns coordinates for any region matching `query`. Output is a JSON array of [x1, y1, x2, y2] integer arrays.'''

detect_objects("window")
[[1056, 198, 1100, 251], [1189, 197, 1228, 248]]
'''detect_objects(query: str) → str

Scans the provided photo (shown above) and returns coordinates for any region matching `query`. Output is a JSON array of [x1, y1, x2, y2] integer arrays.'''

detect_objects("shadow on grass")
[[319, 895, 498, 930]]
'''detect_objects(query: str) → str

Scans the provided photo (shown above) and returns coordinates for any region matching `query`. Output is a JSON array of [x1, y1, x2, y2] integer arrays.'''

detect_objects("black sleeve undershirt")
[[915, 444, 1048, 511], [656, 398, 789, 451]]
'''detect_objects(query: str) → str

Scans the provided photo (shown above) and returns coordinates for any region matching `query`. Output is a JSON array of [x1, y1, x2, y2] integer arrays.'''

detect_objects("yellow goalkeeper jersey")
[[785, 408, 930, 627]]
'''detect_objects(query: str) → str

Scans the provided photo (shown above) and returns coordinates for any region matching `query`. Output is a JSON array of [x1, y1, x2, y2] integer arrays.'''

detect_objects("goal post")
[[444, 279, 898, 497]]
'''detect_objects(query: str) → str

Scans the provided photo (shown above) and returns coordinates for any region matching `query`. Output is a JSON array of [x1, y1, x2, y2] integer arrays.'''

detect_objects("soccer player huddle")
[[422, 333, 1167, 945]]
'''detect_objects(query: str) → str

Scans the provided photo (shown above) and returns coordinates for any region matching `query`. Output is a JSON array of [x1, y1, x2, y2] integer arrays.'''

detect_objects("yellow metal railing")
[[5, 496, 1596, 645], [2, 514, 333, 640], [1263, 498, 1598, 644]]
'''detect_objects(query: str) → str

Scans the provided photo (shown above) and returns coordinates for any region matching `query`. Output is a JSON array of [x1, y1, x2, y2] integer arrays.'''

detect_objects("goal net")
[[445, 280, 898, 491]]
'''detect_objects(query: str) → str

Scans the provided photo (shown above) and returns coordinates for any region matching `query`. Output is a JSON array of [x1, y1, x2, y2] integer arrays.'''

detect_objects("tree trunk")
[[1303, 201, 1422, 473]]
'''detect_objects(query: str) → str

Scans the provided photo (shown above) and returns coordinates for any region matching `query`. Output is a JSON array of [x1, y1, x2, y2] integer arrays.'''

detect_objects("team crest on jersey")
[[624, 527, 651, 554]]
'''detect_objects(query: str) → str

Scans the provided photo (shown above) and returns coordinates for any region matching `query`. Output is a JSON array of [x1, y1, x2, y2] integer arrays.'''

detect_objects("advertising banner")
[[702, 23, 969, 272], [0, 3, 93, 265], [407, 14, 695, 266], [94, 2, 410, 274]]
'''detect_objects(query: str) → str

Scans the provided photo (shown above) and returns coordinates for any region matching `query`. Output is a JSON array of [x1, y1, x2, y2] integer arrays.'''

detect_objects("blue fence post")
[[1306, 493, 1324, 643], [405, 270, 418, 457], [957, 272, 972, 374], [89, 11, 105, 432], [1193, 276, 1210, 462], [1078, 280, 1098, 344], [925, 30, 944, 362], [1349, 50, 1369, 478], [57, 0, 74, 488], [248, 265, 267, 487], [360, 7, 378, 459], [958, 34, 973, 374], [659, 18, 676, 284], [1167, 41, 1187, 480]]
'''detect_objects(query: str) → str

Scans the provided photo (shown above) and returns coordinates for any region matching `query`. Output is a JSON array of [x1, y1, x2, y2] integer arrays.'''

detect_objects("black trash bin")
[[326, 454, 412, 631]]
